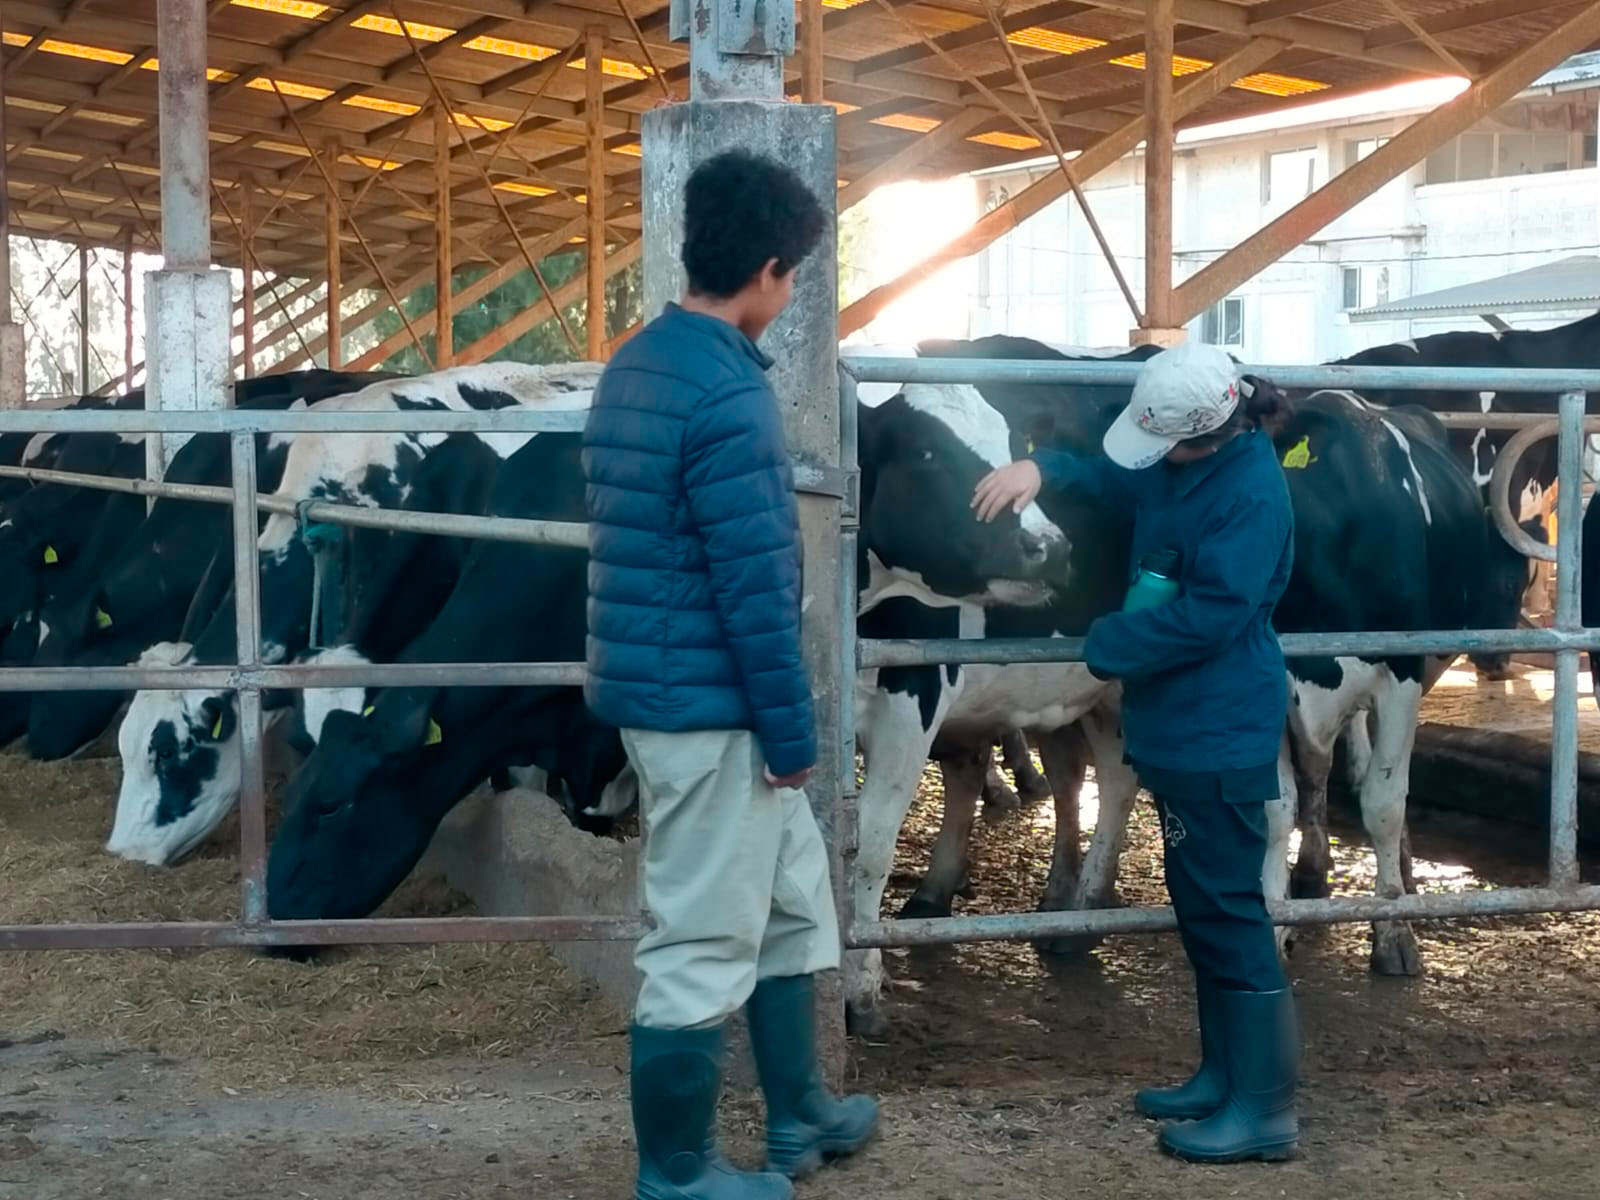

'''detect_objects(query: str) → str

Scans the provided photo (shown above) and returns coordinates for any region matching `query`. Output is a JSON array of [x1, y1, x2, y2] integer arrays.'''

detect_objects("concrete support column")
[[0, 34, 25, 410], [652, 0, 842, 1079], [147, 0, 229, 475]]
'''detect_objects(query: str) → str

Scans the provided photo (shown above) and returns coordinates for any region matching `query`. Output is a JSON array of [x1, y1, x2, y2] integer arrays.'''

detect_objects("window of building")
[[1262, 148, 1317, 205], [1200, 297, 1244, 348], [1342, 267, 1361, 310], [1422, 95, 1600, 184], [1343, 135, 1390, 170], [1340, 266, 1392, 312]]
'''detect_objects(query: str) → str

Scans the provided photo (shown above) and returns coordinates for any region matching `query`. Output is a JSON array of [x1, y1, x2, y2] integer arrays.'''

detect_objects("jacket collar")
[[1165, 429, 1259, 497], [663, 301, 775, 372]]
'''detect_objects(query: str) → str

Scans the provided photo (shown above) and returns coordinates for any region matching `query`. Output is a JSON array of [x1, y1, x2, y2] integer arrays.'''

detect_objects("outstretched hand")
[[972, 459, 1043, 523]]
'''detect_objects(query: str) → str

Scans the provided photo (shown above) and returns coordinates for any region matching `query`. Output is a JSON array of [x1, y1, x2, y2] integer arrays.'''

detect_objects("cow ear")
[[199, 695, 234, 742]]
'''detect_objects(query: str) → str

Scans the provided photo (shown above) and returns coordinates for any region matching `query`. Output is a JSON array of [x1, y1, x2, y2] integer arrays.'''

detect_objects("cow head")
[[108, 643, 241, 865], [267, 688, 630, 936], [857, 383, 1071, 608], [267, 698, 435, 930]]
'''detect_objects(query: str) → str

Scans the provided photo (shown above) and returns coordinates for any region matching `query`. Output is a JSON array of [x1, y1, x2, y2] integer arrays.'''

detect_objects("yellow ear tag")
[[42, 545, 58, 565], [361, 705, 375, 718], [94, 606, 113, 629], [1281, 435, 1316, 470], [424, 718, 443, 746], [211, 712, 224, 739]]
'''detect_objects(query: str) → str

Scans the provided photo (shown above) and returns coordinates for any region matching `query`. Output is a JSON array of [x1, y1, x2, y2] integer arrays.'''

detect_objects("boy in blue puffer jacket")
[[583, 149, 878, 1200]]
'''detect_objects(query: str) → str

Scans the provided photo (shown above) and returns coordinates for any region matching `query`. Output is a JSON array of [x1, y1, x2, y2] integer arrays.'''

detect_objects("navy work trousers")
[[1140, 762, 1286, 994]]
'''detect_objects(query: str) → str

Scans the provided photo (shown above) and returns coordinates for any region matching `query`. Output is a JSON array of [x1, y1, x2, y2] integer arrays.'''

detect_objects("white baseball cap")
[[1102, 342, 1243, 470]]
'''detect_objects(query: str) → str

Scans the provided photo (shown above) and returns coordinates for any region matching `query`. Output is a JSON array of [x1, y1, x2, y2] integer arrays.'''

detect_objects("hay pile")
[[0, 750, 625, 1092]]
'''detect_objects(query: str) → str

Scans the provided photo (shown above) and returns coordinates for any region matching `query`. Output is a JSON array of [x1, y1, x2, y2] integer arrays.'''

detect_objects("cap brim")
[[1102, 405, 1178, 470]]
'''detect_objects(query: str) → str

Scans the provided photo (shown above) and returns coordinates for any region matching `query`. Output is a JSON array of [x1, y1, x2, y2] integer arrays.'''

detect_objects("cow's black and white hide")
[[0, 415, 148, 747], [264, 428, 634, 936], [1327, 312, 1599, 677], [107, 363, 601, 866], [24, 371, 387, 761], [845, 366, 1144, 1033]]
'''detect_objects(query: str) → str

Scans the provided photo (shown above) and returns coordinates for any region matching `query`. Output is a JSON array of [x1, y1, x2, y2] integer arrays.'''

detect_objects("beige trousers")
[[622, 728, 841, 1030]]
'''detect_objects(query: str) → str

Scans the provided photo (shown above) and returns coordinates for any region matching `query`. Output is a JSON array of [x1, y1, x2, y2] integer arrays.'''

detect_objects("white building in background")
[[970, 53, 1600, 361]]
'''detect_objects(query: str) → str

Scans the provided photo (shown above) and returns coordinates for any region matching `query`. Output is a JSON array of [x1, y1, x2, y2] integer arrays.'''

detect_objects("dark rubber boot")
[[1159, 988, 1299, 1164], [630, 1024, 794, 1200], [747, 975, 880, 1179], [1134, 979, 1226, 1120]]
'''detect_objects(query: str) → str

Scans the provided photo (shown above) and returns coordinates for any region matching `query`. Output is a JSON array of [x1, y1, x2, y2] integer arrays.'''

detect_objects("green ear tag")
[[94, 606, 113, 630], [1281, 435, 1316, 470], [42, 545, 58, 565], [424, 718, 443, 746], [361, 705, 375, 718], [211, 712, 224, 739]]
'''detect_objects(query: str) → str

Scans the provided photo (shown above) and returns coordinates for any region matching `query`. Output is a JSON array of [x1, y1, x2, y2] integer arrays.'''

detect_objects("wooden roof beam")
[[1069, 0, 1485, 76]]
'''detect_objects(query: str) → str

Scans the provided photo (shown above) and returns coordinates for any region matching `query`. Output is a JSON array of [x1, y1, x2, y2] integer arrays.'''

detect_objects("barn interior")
[[1, 5, 1600, 1198]]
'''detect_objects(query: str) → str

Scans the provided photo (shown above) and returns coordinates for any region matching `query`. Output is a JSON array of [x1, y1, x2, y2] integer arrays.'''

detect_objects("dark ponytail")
[[1235, 374, 1293, 436]]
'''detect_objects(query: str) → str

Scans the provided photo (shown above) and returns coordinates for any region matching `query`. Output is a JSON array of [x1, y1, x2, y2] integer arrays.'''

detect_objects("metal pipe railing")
[[843, 357, 1600, 395]]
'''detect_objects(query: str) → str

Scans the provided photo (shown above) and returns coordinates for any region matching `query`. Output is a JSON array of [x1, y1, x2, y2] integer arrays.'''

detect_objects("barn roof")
[[2, 0, 1598, 282], [1351, 255, 1600, 322]]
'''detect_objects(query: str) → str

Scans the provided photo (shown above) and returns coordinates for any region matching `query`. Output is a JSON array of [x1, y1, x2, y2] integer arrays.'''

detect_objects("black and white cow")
[[845, 349, 1151, 1031], [106, 363, 603, 866], [1327, 312, 1599, 676], [844, 343, 1530, 1027], [265, 428, 633, 928], [0, 418, 148, 746], [25, 370, 387, 762]]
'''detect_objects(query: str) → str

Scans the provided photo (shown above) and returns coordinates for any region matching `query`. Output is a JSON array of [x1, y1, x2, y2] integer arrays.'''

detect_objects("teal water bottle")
[[1122, 548, 1181, 612]]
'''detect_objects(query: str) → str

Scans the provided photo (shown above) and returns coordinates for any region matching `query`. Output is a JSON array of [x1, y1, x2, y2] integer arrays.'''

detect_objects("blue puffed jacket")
[[1031, 430, 1294, 773], [581, 304, 816, 777]]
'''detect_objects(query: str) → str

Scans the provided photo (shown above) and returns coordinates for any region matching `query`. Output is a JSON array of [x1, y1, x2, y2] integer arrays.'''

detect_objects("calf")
[[107, 364, 600, 865]]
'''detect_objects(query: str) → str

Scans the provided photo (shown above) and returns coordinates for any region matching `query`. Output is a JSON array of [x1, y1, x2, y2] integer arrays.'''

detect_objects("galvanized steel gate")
[[0, 359, 1594, 986]]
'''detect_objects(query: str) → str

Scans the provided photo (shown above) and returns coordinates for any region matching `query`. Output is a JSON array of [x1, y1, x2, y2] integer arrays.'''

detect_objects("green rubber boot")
[[1134, 978, 1226, 1120], [1159, 987, 1299, 1164], [747, 975, 880, 1179], [631, 1024, 794, 1200]]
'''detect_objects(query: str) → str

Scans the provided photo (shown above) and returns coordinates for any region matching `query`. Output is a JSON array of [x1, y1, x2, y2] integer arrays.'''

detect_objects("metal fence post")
[[835, 364, 860, 999], [230, 432, 268, 925], [1549, 390, 1585, 888]]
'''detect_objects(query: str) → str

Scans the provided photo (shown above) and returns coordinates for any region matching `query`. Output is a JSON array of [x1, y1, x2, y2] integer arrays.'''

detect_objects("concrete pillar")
[[0, 32, 25, 410], [650, 0, 844, 1079], [147, 0, 230, 475]]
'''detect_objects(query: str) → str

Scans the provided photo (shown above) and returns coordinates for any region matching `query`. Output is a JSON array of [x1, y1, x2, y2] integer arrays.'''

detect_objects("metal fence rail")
[[0, 403, 636, 949], [836, 355, 1599, 950], [0, 358, 1597, 956]]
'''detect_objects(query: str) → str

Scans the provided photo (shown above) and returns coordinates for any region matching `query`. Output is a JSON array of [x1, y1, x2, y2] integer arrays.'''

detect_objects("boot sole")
[[769, 1127, 880, 1180], [1134, 1098, 1223, 1121], [1159, 1137, 1299, 1165]]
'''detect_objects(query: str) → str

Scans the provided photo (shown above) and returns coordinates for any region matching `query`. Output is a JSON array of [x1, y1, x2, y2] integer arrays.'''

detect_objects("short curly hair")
[[682, 149, 827, 299]]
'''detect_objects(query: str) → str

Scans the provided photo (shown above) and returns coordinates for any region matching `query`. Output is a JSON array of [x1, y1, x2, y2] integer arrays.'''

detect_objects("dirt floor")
[[2, 675, 1599, 1199]]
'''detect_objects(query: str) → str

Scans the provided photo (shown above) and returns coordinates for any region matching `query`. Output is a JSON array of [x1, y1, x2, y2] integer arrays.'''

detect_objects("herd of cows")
[[0, 312, 1596, 1034]]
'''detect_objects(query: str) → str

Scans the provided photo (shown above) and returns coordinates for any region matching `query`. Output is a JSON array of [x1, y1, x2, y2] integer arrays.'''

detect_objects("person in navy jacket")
[[583, 149, 876, 1200], [972, 342, 1299, 1165]]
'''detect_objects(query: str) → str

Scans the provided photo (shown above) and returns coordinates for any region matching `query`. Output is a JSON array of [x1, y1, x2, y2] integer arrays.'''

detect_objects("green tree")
[[372, 251, 643, 371]]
